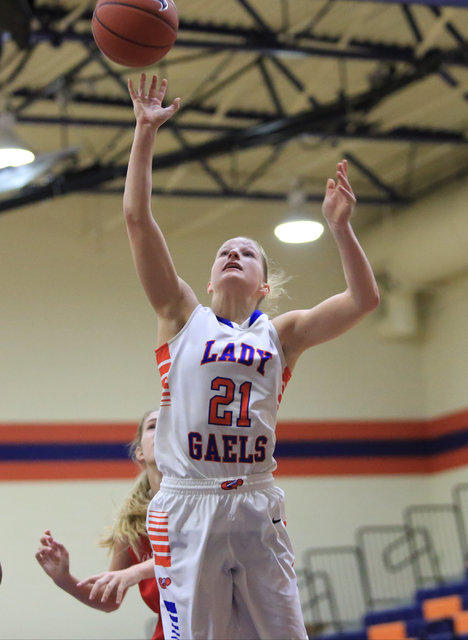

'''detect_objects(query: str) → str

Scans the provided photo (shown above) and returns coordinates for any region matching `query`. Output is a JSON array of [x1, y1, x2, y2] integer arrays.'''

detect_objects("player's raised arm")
[[274, 159, 380, 370], [124, 74, 198, 342]]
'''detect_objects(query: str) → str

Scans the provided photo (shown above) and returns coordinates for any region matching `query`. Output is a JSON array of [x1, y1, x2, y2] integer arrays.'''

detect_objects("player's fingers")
[[336, 169, 351, 190], [336, 161, 351, 179], [148, 74, 158, 99], [48, 540, 61, 553], [88, 579, 105, 600], [156, 78, 167, 103], [77, 578, 93, 587], [36, 545, 51, 555], [337, 184, 356, 202], [116, 582, 126, 604], [101, 579, 117, 603], [139, 72, 146, 95], [77, 573, 101, 587], [128, 78, 136, 100]]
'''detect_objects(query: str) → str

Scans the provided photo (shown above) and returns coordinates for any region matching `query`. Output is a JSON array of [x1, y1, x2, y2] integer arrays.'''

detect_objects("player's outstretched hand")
[[35, 530, 70, 584], [128, 73, 180, 129], [77, 567, 137, 605], [322, 159, 356, 229]]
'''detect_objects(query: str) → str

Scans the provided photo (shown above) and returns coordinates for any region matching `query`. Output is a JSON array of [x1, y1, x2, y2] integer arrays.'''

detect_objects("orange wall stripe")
[[276, 420, 427, 441], [0, 423, 135, 444], [0, 460, 137, 481], [1, 407, 468, 480], [274, 457, 430, 476]]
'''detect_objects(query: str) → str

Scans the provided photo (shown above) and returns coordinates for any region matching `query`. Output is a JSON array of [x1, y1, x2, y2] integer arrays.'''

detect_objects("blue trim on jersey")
[[249, 309, 263, 326], [216, 315, 233, 327], [216, 310, 263, 328]]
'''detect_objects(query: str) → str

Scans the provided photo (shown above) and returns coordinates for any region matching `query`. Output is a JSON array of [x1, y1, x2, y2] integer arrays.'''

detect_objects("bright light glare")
[[274, 219, 324, 244], [0, 148, 35, 170]]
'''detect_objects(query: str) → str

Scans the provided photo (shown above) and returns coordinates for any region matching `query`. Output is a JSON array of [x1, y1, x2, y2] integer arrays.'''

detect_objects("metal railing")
[[403, 503, 465, 582], [298, 482, 468, 631], [296, 568, 341, 634], [302, 546, 370, 630], [357, 524, 441, 607]]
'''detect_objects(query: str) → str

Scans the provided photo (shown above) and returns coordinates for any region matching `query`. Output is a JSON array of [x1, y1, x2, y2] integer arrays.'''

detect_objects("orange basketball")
[[92, 0, 178, 68]]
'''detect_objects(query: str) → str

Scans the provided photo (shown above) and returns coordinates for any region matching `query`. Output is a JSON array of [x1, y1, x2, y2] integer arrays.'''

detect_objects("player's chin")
[[221, 268, 244, 277]]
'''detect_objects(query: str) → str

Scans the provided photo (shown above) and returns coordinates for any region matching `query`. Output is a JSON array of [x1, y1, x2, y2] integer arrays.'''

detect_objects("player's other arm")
[[124, 74, 198, 339], [274, 160, 379, 370]]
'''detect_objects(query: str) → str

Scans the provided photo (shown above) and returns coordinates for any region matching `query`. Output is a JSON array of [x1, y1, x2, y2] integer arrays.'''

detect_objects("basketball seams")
[[95, 2, 178, 35], [94, 16, 173, 50]]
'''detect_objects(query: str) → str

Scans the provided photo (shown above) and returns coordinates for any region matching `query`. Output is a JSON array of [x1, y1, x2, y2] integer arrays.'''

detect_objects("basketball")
[[92, 0, 178, 68]]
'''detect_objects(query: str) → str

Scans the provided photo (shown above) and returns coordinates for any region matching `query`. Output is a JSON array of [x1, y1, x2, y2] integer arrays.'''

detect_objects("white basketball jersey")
[[154, 305, 291, 478]]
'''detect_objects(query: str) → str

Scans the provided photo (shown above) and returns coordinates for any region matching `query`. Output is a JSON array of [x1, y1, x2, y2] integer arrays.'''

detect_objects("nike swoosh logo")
[[272, 518, 282, 524]]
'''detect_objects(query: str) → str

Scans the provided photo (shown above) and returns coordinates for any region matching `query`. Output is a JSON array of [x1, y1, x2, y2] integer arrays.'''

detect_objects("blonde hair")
[[248, 238, 290, 317], [100, 411, 158, 558]]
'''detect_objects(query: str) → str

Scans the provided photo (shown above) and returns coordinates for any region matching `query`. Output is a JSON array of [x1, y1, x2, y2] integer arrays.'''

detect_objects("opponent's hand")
[[77, 566, 138, 605], [128, 73, 180, 129], [322, 159, 356, 229], [35, 530, 70, 583]]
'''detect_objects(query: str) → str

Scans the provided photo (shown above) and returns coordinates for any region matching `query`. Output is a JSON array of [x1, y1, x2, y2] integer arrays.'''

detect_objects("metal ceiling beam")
[[16, 114, 240, 133], [344, 152, 402, 200], [28, 25, 468, 67], [0, 43, 461, 214], [400, 3, 468, 96], [356, 1, 468, 6], [15, 114, 468, 145], [236, 0, 276, 34], [0, 182, 407, 215], [11, 88, 276, 122], [101, 187, 408, 207]]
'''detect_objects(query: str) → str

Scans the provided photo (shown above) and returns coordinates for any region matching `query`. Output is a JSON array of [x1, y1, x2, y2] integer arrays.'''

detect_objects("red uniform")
[[128, 535, 164, 640]]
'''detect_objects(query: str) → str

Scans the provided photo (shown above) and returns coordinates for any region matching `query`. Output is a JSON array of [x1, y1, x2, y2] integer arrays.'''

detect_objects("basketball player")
[[36, 410, 164, 640], [124, 73, 379, 639]]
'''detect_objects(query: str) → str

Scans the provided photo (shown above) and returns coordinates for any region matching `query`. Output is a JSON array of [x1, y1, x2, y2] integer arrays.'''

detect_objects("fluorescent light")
[[274, 219, 324, 244], [0, 147, 35, 169], [0, 114, 35, 169]]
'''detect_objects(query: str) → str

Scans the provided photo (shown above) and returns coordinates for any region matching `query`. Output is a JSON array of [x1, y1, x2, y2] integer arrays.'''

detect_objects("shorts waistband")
[[160, 472, 274, 494]]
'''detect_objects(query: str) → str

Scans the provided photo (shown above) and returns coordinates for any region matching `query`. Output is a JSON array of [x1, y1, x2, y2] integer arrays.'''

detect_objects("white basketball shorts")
[[146, 472, 308, 640]]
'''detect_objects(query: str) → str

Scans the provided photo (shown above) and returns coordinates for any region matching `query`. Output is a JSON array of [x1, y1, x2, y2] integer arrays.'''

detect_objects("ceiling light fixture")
[[274, 186, 324, 244], [0, 113, 35, 170]]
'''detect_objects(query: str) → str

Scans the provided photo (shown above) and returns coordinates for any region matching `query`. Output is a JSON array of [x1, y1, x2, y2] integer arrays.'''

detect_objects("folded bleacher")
[[312, 571, 468, 640]]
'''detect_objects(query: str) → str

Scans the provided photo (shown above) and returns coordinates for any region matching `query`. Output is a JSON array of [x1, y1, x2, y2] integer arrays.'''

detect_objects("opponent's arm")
[[35, 531, 141, 612], [124, 73, 198, 342], [78, 554, 154, 606], [274, 160, 379, 370]]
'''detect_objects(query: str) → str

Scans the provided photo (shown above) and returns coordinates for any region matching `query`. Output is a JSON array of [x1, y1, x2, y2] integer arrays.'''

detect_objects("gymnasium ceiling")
[[1, 0, 468, 232]]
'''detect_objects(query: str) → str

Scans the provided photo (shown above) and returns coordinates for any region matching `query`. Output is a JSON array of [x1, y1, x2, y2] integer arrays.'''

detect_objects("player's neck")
[[211, 292, 257, 326]]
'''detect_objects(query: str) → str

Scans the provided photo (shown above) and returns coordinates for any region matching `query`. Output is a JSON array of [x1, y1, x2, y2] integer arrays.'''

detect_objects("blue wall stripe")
[[1, 427, 468, 462], [0, 443, 129, 462]]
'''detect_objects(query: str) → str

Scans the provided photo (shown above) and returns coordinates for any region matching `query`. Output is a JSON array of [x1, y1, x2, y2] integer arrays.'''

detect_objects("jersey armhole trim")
[[154, 304, 203, 357]]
